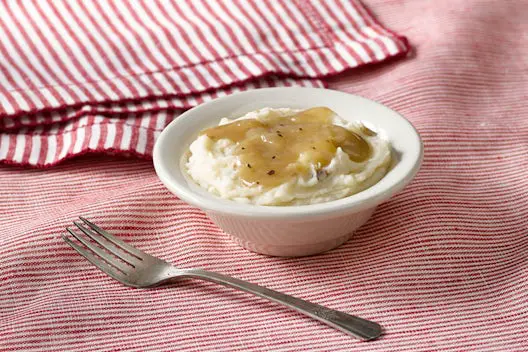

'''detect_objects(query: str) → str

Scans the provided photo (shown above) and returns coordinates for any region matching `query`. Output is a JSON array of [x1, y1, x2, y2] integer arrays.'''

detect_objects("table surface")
[[1, 0, 527, 351]]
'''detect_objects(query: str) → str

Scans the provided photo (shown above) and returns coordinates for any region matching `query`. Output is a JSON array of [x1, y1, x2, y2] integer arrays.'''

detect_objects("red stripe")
[[5, 134, 17, 160], [0, 5, 67, 105], [127, 114, 141, 152], [37, 134, 48, 165], [21, 132, 32, 163], [120, 3, 194, 91], [343, 0, 392, 55], [31, 1, 110, 101], [233, 0, 295, 73], [0, 0, 406, 119], [15, 1, 95, 102], [167, 2, 233, 84], [104, 1, 167, 81], [215, 1, 279, 73], [322, 0, 378, 60], [148, 1, 215, 88], [45, 1, 124, 99], [352, 0, 408, 52], [268, 1, 323, 75], [62, 0, 140, 97], [77, 2, 144, 83]]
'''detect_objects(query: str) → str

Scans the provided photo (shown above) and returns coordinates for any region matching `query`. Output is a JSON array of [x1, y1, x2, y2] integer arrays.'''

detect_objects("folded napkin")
[[0, 0, 408, 167]]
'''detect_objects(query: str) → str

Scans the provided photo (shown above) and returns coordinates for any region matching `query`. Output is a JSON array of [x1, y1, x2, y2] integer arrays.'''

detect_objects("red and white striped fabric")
[[0, 0, 408, 167], [2, 0, 528, 351]]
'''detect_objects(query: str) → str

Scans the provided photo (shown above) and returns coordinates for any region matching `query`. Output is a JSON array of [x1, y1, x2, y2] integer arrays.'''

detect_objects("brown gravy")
[[202, 107, 371, 187]]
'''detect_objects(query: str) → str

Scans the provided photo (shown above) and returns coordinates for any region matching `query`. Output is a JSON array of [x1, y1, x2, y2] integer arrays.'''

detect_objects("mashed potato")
[[185, 107, 391, 205]]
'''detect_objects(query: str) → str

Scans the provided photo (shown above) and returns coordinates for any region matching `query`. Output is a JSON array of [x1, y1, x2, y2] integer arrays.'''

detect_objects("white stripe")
[[88, 123, 101, 149], [364, 27, 400, 54], [136, 114, 149, 153], [140, 113, 151, 129], [333, 43, 360, 67], [58, 132, 72, 158], [134, 75, 160, 95], [290, 52, 318, 76], [45, 135, 57, 164], [129, 2, 186, 66], [119, 123, 132, 150], [317, 47, 346, 71], [281, 0, 326, 47], [224, 58, 251, 80], [113, 0, 174, 69], [104, 123, 116, 148], [23, 90, 45, 109], [10, 91, 31, 111], [48, 86, 74, 105], [185, 94, 198, 106], [192, 1, 244, 55], [150, 72, 176, 94], [28, 135, 41, 164], [224, 3, 273, 52], [156, 99, 169, 109], [50, 113, 62, 123], [69, 1, 134, 76], [110, 80, 133, 98], [27, 1, 100, 88], [269, 1, 313, 49], [206, 1, 262, 53], [124, 75, 149, 96], [13, 134, 25, 162], [206, 62, 233, 84], [52, 1, 132, 98], [160, 1, 217, 61], [238, 1, 285, 52], [135, 127, 148, 154], [179, 67, 206, 91], [72, 126, 85, 153], [39, 89, 61, 106], [0, 134, 10, 159], [93, 1, 158, 72], [311, 0, 373, 62], [68, 84, 91, 101], [0, 93, 15, 114], [0, 9, 57, 88], [254, 1, 297, 49], [335, 0, 386, 59], [91, 79, 119, 101], [145, 1, 202, 63], [155, 112, 168, 131], [12, 2, 80, 87]]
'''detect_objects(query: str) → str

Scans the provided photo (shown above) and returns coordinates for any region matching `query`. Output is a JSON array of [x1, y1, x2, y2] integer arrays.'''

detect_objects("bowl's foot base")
[[229, 233, 352, 257]]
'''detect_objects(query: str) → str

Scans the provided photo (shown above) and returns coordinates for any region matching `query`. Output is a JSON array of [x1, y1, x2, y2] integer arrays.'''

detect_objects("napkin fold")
[[0, 0, 408, 167]]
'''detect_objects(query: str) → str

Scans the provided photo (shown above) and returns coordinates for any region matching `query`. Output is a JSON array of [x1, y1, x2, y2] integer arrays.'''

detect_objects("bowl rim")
[[153, 87, 423, 220]]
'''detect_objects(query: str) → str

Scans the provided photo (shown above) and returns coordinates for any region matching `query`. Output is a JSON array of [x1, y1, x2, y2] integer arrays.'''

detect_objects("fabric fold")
[[0, 0, 409, 167]]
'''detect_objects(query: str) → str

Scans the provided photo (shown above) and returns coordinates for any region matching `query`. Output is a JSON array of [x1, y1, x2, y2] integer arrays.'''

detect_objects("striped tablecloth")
[[1, 0, 527, 351]]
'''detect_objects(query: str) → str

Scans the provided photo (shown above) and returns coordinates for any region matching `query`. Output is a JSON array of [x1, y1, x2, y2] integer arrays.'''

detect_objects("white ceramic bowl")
[[153, 88, 423, 257]]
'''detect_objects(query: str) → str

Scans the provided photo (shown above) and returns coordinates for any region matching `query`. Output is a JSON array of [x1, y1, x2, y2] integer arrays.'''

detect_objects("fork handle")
[[179, 268, 382, 341]]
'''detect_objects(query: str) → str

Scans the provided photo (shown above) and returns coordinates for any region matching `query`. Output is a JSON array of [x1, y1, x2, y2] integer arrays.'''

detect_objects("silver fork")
[[63, 217, 382, 341]]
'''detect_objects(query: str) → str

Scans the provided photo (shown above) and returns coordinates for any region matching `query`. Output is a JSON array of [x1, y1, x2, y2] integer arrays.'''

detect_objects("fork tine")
[[62, 235, 129, 284], [66, 228, 131, 273], [78, 217, 145, 258], [73, 221, 137, 266]]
